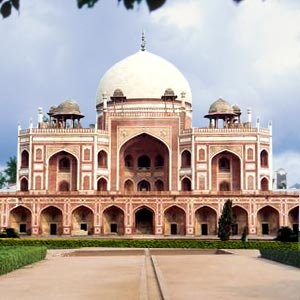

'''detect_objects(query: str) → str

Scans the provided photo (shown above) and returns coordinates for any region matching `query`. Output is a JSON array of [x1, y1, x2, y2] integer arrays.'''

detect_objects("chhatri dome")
[[96, 34, 192, 105]]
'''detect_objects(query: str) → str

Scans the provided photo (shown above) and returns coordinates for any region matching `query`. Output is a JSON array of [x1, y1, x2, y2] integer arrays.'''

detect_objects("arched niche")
[[164, 206, 186, 235], [194, 206, 217, 236], [103, 206, 125, 235]]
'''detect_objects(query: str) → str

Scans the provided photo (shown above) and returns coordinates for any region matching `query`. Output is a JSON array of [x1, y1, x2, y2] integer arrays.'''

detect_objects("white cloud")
[[151, 0, 204, 31], [231, 0, 300, 83], [273, 151, 300, 187]]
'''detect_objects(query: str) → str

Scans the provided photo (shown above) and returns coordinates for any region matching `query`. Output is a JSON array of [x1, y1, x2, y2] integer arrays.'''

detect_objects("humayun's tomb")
[[0, 37, 298, 237]]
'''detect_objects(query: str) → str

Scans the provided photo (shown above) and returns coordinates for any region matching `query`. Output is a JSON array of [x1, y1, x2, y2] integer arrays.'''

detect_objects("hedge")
[[0, 238, 298, 250], [0, 246, 47, 276], [260, 249, 300, 268]]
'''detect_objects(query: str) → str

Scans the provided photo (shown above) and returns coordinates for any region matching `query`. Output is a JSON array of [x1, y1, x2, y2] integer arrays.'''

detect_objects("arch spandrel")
[[118, 127, 171, 150], [209, 145, 243, 160], [255, 204, 280, 214], [132, 204, 156, 214], [162, 203, 188, 214], [46, 146, 80, 162]]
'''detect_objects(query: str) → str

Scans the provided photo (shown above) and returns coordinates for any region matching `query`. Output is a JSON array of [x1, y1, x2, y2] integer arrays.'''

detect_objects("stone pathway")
[[0, 249, 299, 300]]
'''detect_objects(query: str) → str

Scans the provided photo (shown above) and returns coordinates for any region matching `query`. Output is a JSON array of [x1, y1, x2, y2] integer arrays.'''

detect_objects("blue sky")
[[0, 0, 300, 186]]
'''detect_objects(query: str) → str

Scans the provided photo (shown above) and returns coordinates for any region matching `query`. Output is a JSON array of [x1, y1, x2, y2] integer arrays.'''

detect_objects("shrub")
[[275, 226, 297, 242], [0, 246, 47, 275], [0, 230, 7, 238], [260, 249, 300, 268], [0, 238, 298, 250], [5, 228, 19, 238]]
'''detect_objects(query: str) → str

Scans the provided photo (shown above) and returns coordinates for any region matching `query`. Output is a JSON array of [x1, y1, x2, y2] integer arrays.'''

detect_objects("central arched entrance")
[[135, 207, 154, 234], [48, 151, 78, 192], [211, 151, 241, 191], [120, 133, 169, 192]]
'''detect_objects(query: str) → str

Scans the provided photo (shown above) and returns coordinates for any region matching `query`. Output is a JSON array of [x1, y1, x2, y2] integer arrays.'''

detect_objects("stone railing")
[[19, 128, 108, 135]]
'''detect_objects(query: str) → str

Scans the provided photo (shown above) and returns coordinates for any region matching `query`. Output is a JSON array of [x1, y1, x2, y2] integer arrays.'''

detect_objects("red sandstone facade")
[[0, 47, 298, 237]]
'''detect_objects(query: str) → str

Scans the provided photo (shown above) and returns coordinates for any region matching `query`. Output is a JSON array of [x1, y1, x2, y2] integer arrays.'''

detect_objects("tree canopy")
[[0, 156, 17, 188], [1, 0, 249, 19]]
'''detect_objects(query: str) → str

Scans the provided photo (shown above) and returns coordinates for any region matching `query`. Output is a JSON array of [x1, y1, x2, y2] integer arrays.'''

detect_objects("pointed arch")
[[260, 149, 269, 168], [181, 150, 191, 168], [103, 205, 125, 235], [58, 180, 70, 191], [181, 177, 191, 191], [134, 206, 155, 234], [98, 150, 108, 168], [20, 177, 29, 191], [40, 205, 63, 235], [72, 205, 94, 235], [261, 177, 269, 191], [194, 206, 217, 236], [164, 205, 186, 235], [211, 150, 241, 191], [97, 177, 107, 191], [119, 133, 170, 193], [9, 205, 32, 235], [257, 205, 279, 236], [124, 179, 134, 192], [21, 150, 29, 168], [48, 150, 78, 192], [137, 180, 150, 191], [155, 179, 164, 191]]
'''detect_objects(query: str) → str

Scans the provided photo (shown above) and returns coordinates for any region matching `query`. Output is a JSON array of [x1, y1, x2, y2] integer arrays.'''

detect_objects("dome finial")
[[141, 30, 146, 51]]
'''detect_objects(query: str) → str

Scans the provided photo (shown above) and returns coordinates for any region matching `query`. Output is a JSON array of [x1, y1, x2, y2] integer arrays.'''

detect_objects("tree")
[[4, 156, 17, 184], [218, 199, 233, 241], [0, 0, 257, 19], [0, 171, 6, 189]]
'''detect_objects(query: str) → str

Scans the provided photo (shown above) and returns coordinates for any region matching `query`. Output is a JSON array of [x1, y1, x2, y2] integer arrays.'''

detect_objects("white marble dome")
[[96, 50, 192, 105]]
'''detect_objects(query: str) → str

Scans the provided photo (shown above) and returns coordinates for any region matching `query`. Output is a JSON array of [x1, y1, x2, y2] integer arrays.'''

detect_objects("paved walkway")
[[0, 249, 300, 300]]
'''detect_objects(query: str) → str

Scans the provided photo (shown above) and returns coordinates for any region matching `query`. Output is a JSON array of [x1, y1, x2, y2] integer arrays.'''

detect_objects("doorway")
[[135, 208, 154, 234], [201, 224, 208, 235], [19, 223, 27, 234], [50, 223, 57, 235], [171, 223, 177, 235], [262, 223, 269, 235], [80, 223, 87, 231], [110, 223, 117, 233]]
